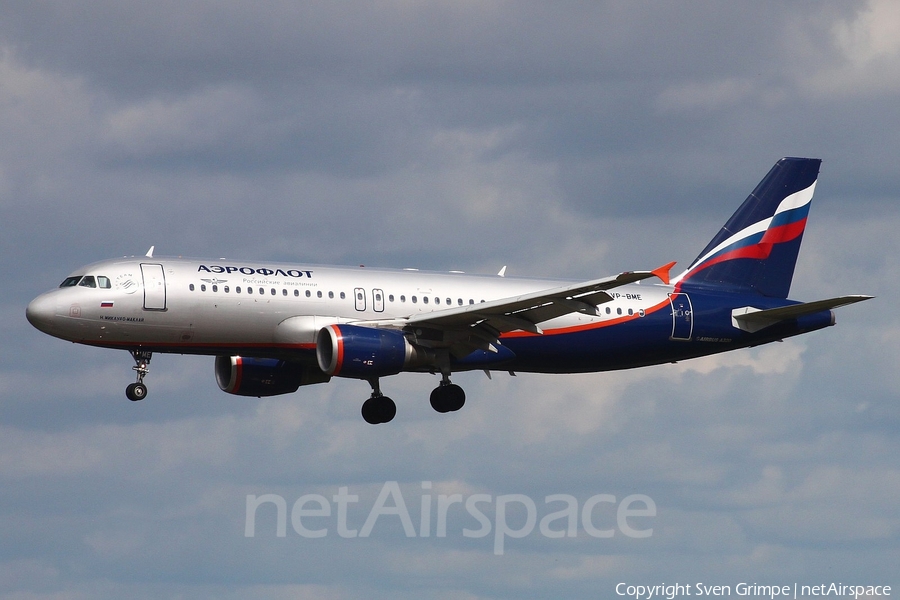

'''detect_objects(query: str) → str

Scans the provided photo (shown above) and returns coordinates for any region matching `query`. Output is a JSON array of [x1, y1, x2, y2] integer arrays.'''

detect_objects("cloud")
[[804, 0, 900, 95], [2, 1, 898, 597]]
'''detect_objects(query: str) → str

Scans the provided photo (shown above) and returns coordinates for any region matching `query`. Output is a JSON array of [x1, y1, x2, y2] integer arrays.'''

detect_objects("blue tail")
[[673, 157, 821, 298]]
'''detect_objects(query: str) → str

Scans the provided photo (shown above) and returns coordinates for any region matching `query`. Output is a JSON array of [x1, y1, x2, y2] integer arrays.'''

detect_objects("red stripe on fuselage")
[[82, 341, 317, 351], [501, 298, 671, 338]]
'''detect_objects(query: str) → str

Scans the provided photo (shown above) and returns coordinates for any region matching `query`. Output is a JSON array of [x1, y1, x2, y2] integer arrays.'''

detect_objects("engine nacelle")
[[316, 324, 430, 378], [215, 356, 329, 397]]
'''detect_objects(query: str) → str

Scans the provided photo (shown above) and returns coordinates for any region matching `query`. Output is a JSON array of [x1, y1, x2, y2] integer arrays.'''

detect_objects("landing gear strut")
[[361, 378, 396, 424], [357, 372, 466, 424], [126, 350, 152, 401], [430, 373, 465, 414]]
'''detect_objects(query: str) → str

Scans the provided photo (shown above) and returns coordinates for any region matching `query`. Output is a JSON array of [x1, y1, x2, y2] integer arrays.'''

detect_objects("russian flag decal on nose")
[[100, 301, 114, 308]]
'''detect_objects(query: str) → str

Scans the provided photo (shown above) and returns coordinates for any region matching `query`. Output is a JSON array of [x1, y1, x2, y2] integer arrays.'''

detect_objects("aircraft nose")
[[26, 293, 57, 334]]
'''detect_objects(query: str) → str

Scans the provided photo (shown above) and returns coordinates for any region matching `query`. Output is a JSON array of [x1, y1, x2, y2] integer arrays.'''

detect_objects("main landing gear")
[[359, 374, 466, 424], [430, 375, 466, 414], [361, 378, 397, 425], [125, 350, 152, 401]]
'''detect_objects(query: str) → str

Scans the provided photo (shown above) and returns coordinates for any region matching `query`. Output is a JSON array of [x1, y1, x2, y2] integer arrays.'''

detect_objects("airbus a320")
[[27, 158, 871, 423]]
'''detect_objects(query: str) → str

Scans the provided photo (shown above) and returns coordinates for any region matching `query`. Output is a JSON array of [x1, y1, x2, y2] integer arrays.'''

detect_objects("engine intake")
[[316, 324, 430, 378], [215, 356, 329, 397]]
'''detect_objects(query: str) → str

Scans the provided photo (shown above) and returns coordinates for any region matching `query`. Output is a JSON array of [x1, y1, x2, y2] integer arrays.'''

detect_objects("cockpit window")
[[60, 276, 82, 287], [78, 276, 97, 288], [97, 276, 111, 289]]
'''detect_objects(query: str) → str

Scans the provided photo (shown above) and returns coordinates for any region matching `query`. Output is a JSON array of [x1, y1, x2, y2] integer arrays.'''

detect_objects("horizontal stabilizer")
[[732, 295, 873, 333]]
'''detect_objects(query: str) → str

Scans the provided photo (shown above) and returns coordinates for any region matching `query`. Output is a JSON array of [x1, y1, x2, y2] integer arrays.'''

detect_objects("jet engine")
[[215, 356, 329, 397], [316, 324, 431, 378]]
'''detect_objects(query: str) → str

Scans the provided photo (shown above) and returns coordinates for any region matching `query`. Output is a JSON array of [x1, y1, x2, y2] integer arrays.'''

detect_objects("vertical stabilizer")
[[673, 157, 821, 298]]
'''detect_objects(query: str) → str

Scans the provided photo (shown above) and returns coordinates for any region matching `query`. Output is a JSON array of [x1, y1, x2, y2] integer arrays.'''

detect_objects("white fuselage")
[[26, 256, 671, 357]]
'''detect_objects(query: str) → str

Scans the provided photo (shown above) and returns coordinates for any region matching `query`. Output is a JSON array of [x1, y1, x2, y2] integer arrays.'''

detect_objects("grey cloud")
[[2, 1, 897, 597]]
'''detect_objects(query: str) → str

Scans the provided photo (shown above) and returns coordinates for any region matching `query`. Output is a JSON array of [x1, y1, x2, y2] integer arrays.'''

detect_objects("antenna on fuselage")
[[145, 246, 155, 258]]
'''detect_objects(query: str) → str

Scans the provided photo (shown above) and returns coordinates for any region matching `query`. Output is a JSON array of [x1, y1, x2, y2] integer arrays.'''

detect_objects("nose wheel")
[[126, 350, 152, 401], [126, 382, 148, 401]]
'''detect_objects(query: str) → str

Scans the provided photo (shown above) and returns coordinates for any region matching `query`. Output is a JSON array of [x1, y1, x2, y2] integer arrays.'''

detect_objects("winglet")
[[498, 266, 507, 278], [145, 246, 155, 258], [651, 261, 677, 285]]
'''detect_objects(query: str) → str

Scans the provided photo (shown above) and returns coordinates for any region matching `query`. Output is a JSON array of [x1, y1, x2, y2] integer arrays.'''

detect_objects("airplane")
[[26, 157, 871, 424]]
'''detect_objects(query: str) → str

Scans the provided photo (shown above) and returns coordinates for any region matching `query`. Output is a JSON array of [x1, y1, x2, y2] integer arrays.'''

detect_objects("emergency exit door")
[[354, 287, 366, 311]]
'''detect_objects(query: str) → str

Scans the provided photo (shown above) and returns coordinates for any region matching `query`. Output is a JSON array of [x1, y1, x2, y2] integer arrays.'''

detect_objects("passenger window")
[[329, 291, 334, 299], [469, 299, 474, 305], [247, 287, 253, 294], [269, 288, 275, 295], [628, 308, 633, 316], [412, 296, 418, 304], [434, 297, 439, 305], [400, 295, 406, 302], [237, 286, 242, 294], [189, 284, 195, 291], [224, 286, 230, 293], [212, 285, 218, 292], [97, 276, 111, 289], [446, 298, 451, 305], [605, 307, 611, 315], [294, 289, 299, 297], [617, 307, 622, 315], [317, 291, 322, 298], [259, 288, 264, 295], [60, 276, 82, 287], [305, 290, 311, 297], [356, 292, 362, 300], [423, 297, 429, 304], [340, 292, 346, 300], [389, 294, 394, 302], [457, 299, 463, 306], [79, 276, 97, 288], [201, 284, 206, 292], [282, 289, 287, 296]]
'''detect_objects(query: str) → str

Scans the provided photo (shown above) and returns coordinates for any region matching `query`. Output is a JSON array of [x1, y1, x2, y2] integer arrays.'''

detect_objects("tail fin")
[[673, 157, 821, 298]]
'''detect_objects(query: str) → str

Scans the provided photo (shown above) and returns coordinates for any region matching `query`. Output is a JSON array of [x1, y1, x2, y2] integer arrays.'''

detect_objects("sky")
[[1, 1, 898, 598]]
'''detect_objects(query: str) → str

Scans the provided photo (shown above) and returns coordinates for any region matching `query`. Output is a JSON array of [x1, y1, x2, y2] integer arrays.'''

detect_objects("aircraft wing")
[[731, 295, 873, 333], [403, 262, 676, 341]]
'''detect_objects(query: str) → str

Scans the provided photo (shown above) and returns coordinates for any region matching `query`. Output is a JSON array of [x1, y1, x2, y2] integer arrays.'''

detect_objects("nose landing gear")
[[125, 350, 152, 401]]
